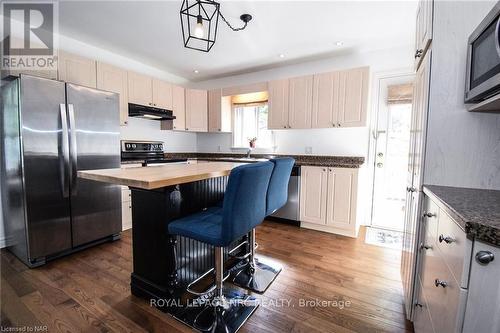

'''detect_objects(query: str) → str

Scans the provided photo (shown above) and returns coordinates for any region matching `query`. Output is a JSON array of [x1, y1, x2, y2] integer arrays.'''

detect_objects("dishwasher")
[[270, 165, 300, 224]]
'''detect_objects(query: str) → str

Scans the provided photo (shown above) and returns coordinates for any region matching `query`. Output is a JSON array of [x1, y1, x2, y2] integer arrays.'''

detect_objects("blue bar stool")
[[232, 157, 295, 293], [168, 161, 274, 333]]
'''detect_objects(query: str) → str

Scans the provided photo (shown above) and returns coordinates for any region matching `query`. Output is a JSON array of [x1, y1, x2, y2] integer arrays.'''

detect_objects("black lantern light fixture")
[[180, 0, 252, 52]]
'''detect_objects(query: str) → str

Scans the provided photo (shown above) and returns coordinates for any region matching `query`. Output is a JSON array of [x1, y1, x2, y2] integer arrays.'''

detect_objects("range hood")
[[128, 103, 176, 121]]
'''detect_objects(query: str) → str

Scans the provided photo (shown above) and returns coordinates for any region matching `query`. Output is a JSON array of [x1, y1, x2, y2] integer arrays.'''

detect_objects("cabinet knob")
[[414, 303, 423, 308], [423, 212, 436, 218], [419, 242, 432, 251], [218, 129, 221, 131], [153, 103, 157, 106], [434, 279, 448, 288], [186, 128, 189, 130], [323, 168, 327, 172], [173, 126, 176, 129], [283, 125, 287, 129], [438, 234, 454, 244], [338, 123, 341, 127], [476, 251, 495, 265]]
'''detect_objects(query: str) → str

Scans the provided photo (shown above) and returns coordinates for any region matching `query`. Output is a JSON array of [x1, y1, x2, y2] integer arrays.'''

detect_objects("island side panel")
[[129, 176, 228, 301]]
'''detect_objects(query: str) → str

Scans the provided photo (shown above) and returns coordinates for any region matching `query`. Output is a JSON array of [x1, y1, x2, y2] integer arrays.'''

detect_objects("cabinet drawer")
[[436, 211, 469, 287], [421, 247, 461, 333], [121, 202, 132, 231]]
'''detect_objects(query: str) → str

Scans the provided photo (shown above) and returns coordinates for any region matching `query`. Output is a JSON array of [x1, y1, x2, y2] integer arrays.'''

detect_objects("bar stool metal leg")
[[232, 229, 282, 293], [175, 247, 259, 333]]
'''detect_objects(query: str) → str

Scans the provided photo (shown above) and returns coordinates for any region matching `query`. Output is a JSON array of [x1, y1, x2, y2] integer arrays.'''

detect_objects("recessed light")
[[193, 70, 199, 74], [279, 54, 285, 59], [334, 41, 344, 47]]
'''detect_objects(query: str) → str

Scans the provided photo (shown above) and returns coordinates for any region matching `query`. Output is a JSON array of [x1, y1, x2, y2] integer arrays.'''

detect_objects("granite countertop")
[[163, 152, 365, 168], [423, 185, 500, 247]]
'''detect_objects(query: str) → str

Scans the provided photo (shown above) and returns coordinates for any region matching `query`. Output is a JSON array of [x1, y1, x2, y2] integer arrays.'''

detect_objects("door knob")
[[476, 251, 495, 265], [377, 152, 384, 157], [423, 212, 436, 218], [376, 163, 383, 168], [414, 49, 424, 58]]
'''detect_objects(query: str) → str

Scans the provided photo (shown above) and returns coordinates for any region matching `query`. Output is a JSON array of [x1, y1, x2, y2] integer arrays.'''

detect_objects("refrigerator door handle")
[[59, 104, 70, 198], [68, 104, 78, 196]]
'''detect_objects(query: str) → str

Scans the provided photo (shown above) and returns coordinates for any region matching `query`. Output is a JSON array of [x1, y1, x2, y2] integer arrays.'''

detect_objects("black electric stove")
[[121, 140, 187, 166]]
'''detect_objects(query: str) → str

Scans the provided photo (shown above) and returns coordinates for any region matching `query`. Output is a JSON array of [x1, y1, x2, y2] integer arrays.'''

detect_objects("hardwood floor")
[[1, 222, 413, 333]]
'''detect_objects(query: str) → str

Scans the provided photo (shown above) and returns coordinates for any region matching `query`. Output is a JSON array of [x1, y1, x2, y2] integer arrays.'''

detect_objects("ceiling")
[[59, 1, 417, 81]]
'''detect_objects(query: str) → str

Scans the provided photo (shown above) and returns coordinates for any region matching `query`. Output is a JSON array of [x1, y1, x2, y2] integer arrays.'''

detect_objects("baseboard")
[[300, 222, 360, 238]]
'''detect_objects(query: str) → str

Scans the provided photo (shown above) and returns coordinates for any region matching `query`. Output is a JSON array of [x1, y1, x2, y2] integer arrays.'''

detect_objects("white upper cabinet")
[[58, 51, 97, 88], [288, 75, 313, 129], [185, 89, 208, 132], [414, 0, 433, 69], [127, 71, 153, 107], [338, 67, 369, 127], [153, 79, 173, 110], [268, 79, 290, 129], [312, 71, 340, 128], [208, 89, 232, 133], [96, 62, 129, 126]]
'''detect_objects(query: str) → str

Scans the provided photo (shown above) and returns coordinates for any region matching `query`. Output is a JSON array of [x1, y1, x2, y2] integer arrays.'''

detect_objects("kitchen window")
[[232, 92, 272, 149]]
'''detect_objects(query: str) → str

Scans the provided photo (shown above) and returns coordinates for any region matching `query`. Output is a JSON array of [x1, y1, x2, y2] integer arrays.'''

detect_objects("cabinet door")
[[152, 79, 173, 110], [172, 85, 186, 131], [312, 71, 339, 128], [339, 67, 369, 127], [268, 79, 289, 129], [299, 166, 328, 225], [208, 90, 232, 133], [414, 0, 433, 69], [463, 242, 500, 333], [413, 276, 436, 333], [57, 51, 96, 88], [185, 89, 208, 132], [326, 168, 358, 230], [127, 71, 153, 107], [288, 75, 313, 129], [96, 62, 129, 126], [410, 53, 431, 191]]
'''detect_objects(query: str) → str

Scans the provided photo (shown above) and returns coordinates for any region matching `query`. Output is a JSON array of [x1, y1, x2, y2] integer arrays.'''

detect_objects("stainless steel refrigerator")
[[1, 74, 122, 267]]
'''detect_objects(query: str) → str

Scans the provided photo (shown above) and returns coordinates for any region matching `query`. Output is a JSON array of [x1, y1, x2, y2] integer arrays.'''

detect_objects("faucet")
[[246, 148, 252, 158]]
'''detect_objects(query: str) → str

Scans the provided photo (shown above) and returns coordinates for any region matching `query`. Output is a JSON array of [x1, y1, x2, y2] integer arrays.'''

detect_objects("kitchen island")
[[78, 162, 247, 311]]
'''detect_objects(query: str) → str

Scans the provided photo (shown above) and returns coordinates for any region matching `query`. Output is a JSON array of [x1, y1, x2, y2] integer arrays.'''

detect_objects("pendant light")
[[180, 0, 252, 52]]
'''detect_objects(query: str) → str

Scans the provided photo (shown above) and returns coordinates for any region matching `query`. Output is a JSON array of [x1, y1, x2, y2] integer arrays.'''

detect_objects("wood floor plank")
[[1, 223, 413, 333]]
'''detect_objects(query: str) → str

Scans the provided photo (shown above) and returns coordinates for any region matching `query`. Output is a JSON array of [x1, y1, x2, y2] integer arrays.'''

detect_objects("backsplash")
[[196, 127, 369, 157]]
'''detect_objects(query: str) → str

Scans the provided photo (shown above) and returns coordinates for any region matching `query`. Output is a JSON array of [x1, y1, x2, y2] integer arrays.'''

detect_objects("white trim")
[[366, 69, 415, 228]]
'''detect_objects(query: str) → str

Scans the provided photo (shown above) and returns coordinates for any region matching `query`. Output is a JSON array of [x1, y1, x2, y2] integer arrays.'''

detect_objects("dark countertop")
[[163, 152, 365, 168], [423, 185, 500, 247]]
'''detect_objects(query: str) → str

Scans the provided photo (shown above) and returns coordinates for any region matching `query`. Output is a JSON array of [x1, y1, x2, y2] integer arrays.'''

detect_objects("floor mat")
[[365, 227, 403, 250]]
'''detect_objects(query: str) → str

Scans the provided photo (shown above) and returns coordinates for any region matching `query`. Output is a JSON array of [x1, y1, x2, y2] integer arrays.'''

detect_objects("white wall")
[[197, 128, 369, 156], [121, 118, 197, 152], [424, 1, 500, 190]]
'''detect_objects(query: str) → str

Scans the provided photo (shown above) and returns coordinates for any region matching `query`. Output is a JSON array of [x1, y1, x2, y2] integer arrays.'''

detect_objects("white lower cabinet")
[[121, 187, 132, 231], [415, 193, 478, 333], [300, 166, 359, 237], [463, 242, 500, 333]]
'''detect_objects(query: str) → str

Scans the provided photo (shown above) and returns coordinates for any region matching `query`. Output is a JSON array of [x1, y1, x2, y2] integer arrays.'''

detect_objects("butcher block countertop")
[[78, 162, 241, 190]]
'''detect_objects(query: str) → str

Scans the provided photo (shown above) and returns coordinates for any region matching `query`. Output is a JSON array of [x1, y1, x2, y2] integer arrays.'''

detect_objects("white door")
[[371, 74, 414, 231]]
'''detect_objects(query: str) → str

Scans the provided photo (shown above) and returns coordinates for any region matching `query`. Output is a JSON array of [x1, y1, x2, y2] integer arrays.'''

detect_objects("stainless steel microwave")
[[465, 2, 500, 103]]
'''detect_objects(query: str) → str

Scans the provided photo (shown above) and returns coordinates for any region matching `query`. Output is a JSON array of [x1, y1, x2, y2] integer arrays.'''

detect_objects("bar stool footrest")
[[232, 258, 282, 294]]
